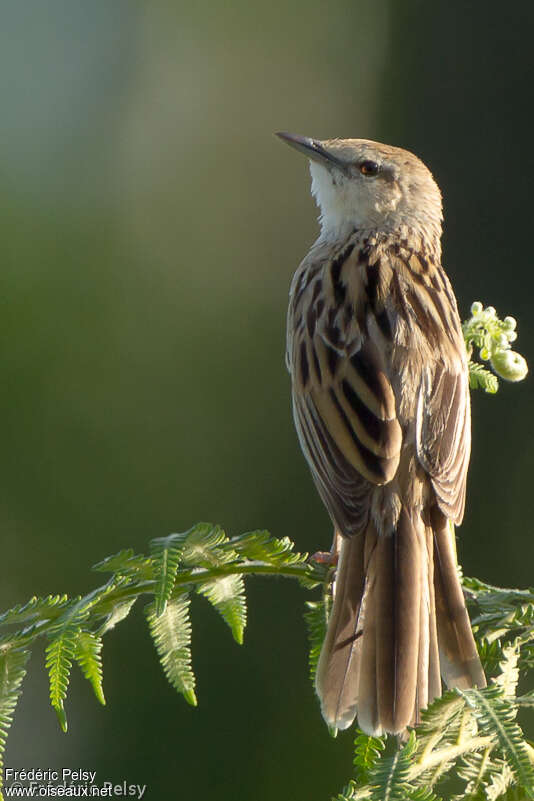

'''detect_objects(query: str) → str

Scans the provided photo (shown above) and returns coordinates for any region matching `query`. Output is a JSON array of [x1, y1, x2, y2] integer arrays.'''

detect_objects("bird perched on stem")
[[277, 132, 486, 736]]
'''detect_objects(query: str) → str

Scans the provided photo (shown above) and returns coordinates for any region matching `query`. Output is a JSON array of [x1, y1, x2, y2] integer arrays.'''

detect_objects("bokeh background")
[[1, 1, 533, 798]]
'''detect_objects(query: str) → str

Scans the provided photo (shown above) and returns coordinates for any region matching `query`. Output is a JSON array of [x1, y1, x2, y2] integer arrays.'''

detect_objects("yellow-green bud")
[[485, 306, 496, 318], [503, 316, 517, 331], [470, 301, 483, 315], [490, 350, 528, 382]]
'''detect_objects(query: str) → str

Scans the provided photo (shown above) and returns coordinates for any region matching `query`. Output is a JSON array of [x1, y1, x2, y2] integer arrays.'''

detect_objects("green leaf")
[[93, 549, 153, 580], [150, 532, 190, 615], [181, 523, 230, 567], [0, 595, 70, 627], [456, 747, 494, 797], [461, 685, 534, 797], [45, 625, 81, 732], [413, 689, 467, 761], [197, 575, 246, 644], [333, 779, 358, 801], [495, 643, 521, 702], [0, 649, 30, 776], [74, 631, 105, 706], [146, 594, 196, 706], [353, 730, 386, 784], [405, 788, 441, 801], [304, 598, 329, 684], [368, 731, 417, 801], [468, 361, 499, 393], [229, 529, 308, 567], [96, 598, 137, 637]]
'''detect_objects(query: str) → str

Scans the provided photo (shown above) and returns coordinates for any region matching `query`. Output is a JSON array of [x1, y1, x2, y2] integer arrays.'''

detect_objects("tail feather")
[[425, 527, 443, 704], [376, 510, 421, 732], [314, 530, 366, 729], [315, 507, 485, 735], [432, 509, 487, 690], [415, 524, 430, 720]]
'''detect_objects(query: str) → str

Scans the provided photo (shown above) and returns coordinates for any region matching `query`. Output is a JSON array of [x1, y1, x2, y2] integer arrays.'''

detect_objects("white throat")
[[309, 161, 442, 249]]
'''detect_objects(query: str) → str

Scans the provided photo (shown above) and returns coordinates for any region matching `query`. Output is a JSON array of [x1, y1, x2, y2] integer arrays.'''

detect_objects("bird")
[[276, 132, 486, 736]]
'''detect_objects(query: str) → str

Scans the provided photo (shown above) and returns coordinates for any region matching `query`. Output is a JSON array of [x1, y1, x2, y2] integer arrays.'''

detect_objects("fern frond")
[[478, 639, 506, 676], [181, 522, 230, 567], [197, 575, 246, 644], [96, 598, 137, 637], [412, 689, 467, 776], [368, 731, 417, 801], [45, 625, 81, 732], [146, 595, 196, 706], [456, 747, 494, 796], [150, 532, 190, 615], [229, 530, 308, 567], [405, 788, 441, 801], [515, 691, 534, 708], [495, 643, 521, 702], [304, 597, 329, 683], [93, 549, 153, 580], [0, 649, 30, 774], [468, 361, 499, 393], [0, 595, 70, 627], [74, 631, 105, 706], [461, 685, 534, 797], [484, 759, 517, 800], [352, 731, 386, 785], [333, 779, 359, 801]]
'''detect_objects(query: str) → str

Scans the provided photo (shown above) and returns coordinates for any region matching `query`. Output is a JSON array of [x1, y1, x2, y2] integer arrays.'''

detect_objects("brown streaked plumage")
[[277, 132, 485, 735]]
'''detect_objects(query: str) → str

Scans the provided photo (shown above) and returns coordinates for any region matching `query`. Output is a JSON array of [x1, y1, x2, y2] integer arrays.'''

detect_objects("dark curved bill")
[[275, 132, 346, 170]]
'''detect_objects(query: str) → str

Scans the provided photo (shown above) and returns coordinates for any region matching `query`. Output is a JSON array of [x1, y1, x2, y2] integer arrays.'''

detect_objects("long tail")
[[315, 508, 486, 735]]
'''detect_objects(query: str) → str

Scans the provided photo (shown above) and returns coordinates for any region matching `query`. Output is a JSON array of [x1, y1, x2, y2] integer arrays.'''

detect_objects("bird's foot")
[[311, 550, 339, 567]]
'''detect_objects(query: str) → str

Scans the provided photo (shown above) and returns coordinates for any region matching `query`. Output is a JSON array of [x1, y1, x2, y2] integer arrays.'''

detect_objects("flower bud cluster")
[[463, 302, 528, 384]]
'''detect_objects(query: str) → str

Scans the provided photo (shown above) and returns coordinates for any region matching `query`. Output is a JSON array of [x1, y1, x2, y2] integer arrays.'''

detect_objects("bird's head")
[[276, 132, 443, 245]]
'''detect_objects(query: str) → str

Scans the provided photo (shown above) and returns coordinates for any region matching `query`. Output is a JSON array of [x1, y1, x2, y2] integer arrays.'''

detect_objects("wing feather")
[[289, 240, 402, 535], [416, 353, 471, 523]]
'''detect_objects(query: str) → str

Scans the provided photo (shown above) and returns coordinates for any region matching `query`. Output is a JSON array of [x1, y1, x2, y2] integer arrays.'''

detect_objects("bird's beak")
[[276, 132, 346, 171]]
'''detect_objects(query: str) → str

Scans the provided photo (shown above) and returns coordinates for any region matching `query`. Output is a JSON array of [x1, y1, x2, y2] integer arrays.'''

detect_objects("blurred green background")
[[1, 1, 533, 797]]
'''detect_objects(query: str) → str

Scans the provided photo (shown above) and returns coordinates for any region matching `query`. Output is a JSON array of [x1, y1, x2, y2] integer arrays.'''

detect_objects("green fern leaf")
[[406, 788, 441, 801], [197, 574, 246, 644], [93, 549, 153, 580], [45, 625, 82, 732], [413, 689, 467, 758], [0, 595, 70, 627], [0, 649, 30, 774], [146, 595, 196, 706], [456, 748, 494, 796], [332, 779, 358, 801], [468, 361, 499, 393], [74, 631, 105, 706], [352, 730, 386, 784], [478, 639, 506, 676], [484, 759, 518, 800], [304, 598, 329, 684], [96, 598, 137, 636], [516, 691, 534, 708], [495, 643, 521, 703], [368, 731, 417, 801], [461, 686, 534, 797], [181, 523, 230, 567], [229, 530, 308, 567], [150, 532, 190, 615]]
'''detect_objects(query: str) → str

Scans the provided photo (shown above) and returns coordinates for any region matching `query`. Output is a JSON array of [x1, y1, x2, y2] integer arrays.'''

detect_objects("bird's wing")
[[416, 356, 471, 524], [377, 244, 471, 526], [289, 243, 403, 536]]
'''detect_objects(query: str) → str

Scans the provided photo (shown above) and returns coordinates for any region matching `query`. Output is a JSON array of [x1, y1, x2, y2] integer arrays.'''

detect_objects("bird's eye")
[[359, 160, 380, 177]]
